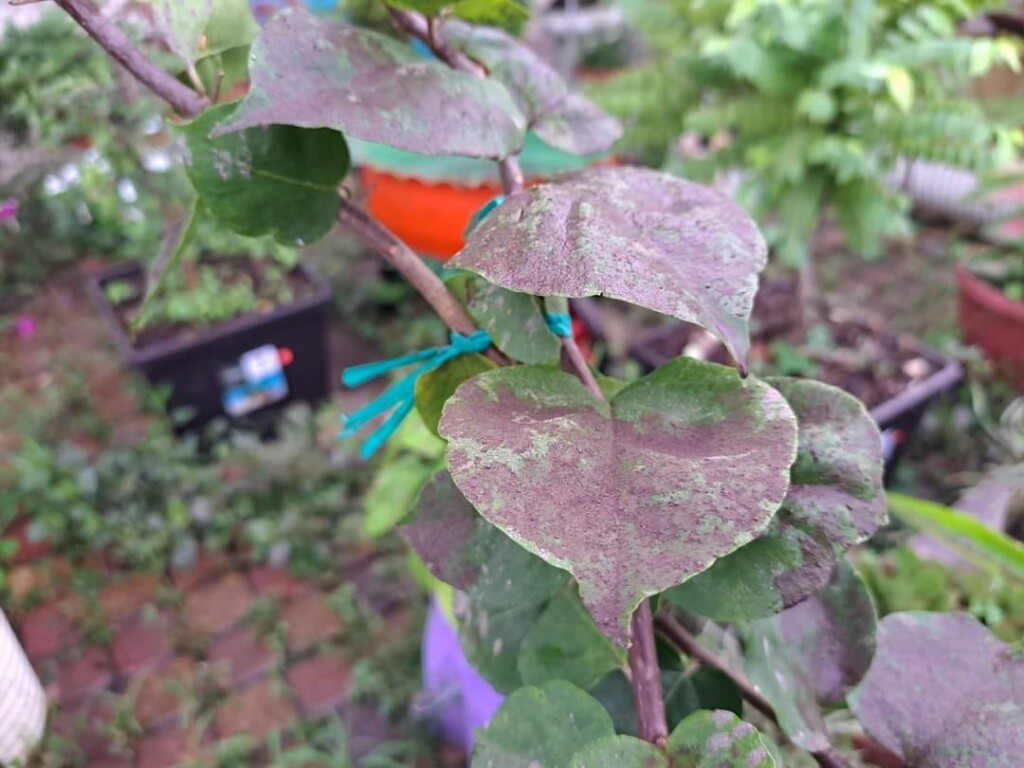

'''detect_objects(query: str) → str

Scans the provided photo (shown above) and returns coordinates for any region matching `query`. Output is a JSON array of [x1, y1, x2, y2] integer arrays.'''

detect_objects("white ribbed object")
[[0, 610, 46, 764]]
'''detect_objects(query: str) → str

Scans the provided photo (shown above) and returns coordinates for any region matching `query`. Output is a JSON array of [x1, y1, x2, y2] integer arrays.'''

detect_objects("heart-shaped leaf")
[[473, 681, 614, 768], [461, 277, 562, 365], [215, 10, 526, 159], [567, 711, 775, 768], [182, 103, 349, 245], [440, 358, 798, 645], [402, 472, 619, 692], [741, 560, 877, 752], [445, 22, 621, 155], [451, 167, 768, 369], [849, 612, 1024, 767], [667, 378, 885, 620]]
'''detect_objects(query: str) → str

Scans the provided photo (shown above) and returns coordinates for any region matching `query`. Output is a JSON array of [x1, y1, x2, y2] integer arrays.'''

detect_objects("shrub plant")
[[600, 0, 1022, 265], [40, 0, 1024, 765]]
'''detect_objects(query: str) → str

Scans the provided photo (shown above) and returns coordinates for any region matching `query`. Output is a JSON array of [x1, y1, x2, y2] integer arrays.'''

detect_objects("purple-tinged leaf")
[[215, 10, 526, 159], [450, 167, 767, 369], [440, 358, 798, 646], [849, 612, 1024, 768], [741, 560, 877, 752], [668, 378, 885, 620], [445, 22, 621, 155]]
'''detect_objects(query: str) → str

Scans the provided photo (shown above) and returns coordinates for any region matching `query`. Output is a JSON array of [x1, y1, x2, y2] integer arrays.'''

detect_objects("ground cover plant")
[[13, 0, 1024, 766]]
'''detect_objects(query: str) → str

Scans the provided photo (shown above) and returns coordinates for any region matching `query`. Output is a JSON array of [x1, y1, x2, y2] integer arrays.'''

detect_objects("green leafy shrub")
[[601, 0, 1022, 263]]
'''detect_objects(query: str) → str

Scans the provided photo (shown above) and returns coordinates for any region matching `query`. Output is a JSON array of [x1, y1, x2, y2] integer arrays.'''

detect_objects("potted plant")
[[956, 171, 1024, 387], [45, 1, 1024, 766], [88, 242, 333, 433]]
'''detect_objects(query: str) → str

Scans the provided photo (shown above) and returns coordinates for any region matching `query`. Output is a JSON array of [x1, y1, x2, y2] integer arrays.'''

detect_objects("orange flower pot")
[[361, 168, 504, 260]]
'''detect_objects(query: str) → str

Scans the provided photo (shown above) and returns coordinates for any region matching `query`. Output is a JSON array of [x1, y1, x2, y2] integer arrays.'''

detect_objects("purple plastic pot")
[[420, 599, 503, 753]]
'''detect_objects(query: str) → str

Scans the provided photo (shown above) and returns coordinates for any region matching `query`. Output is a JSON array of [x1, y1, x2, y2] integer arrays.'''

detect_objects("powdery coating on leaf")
[[440, 359, 798, 646], [215, 9, 526, 159], [472, 681, 615, 768], [666, 710, 775, 768], [451, 167, 767, 368], [741, 561, 876, 753], [445, 22, 621, 155], [667, 378, 886, 621], [849, 612, 1024, 768]]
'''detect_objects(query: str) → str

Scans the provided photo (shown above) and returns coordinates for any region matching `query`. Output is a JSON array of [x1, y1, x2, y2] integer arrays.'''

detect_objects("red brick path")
[[7, 549, 405, 767]]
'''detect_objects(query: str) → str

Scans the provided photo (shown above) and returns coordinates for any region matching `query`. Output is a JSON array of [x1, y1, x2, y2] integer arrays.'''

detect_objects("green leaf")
[[885, 66, 915, 112], [452, 167, 769, 370], [664, 710, 775, 767], [364, 453, 439, 538], [741, 560, 877, 752], [149, 0, 258, 68], [217, 10, 526, 160], [465, 277, 561, 365], [668, 378, 885, 621], [400, 472, 569, 692], [201, 0, 260, 60], [415, 354, 497, 436], [568, 736, 665, 768], [887, 492, 1024, 583], [589, 668, 742, 738], [518, 587, 624, 690], [441, 359, 798, 645], [389, 0, 528, 27], [849, 612, 1024, 767], [182, 102, 348, 246], [472, 681, 614, 768]]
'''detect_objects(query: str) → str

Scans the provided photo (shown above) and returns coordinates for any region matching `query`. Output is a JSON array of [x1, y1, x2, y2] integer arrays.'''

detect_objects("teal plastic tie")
[[464, 195, 505, 238], [544, 312, 573, 338], [339, 330, 491, 459]]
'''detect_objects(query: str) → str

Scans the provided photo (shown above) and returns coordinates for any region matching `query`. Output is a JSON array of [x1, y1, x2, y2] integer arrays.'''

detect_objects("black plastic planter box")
[[87, 261, 332, 434], [626, 321, 962, 484]]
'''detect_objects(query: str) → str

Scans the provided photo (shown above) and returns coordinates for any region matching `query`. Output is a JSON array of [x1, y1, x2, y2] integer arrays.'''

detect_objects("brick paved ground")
[[6, 540, 432, 767]]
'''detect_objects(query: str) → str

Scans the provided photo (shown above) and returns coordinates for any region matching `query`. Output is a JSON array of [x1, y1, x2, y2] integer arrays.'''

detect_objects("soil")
[[104, 257, 319, 350], [633, 279, 943, 411]]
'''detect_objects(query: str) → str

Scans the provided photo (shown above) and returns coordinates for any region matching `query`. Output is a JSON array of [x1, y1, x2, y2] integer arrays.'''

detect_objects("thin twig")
[[55, 0, 208, 118], [336, 198, 508, 366], [387, 5, 528, 199], [629, 600, 669, 745], [654, 614, 861, 768], [563, 332, 602, 398]]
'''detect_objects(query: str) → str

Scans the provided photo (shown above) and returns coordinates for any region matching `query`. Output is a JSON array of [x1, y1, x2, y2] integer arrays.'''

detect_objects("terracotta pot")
[[361, 168, 503, 260], [957, 264, 1024, 388]]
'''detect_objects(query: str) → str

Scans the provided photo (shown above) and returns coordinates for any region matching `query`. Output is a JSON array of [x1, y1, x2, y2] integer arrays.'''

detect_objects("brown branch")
[[563, 332, 602, 398], [55, 0, 208, 118], [629, 600, 669, 745], [654, 614, 865, 768], [336, 198, 508, 366]]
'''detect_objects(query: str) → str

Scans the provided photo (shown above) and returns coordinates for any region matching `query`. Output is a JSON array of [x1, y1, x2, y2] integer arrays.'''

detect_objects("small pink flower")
[[0, 199, 17, 223], [15, 315, 36, 339]]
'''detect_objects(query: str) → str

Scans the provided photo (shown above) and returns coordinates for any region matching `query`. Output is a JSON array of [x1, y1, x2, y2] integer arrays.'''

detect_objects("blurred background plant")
[[598, 0, 1023, 265]]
